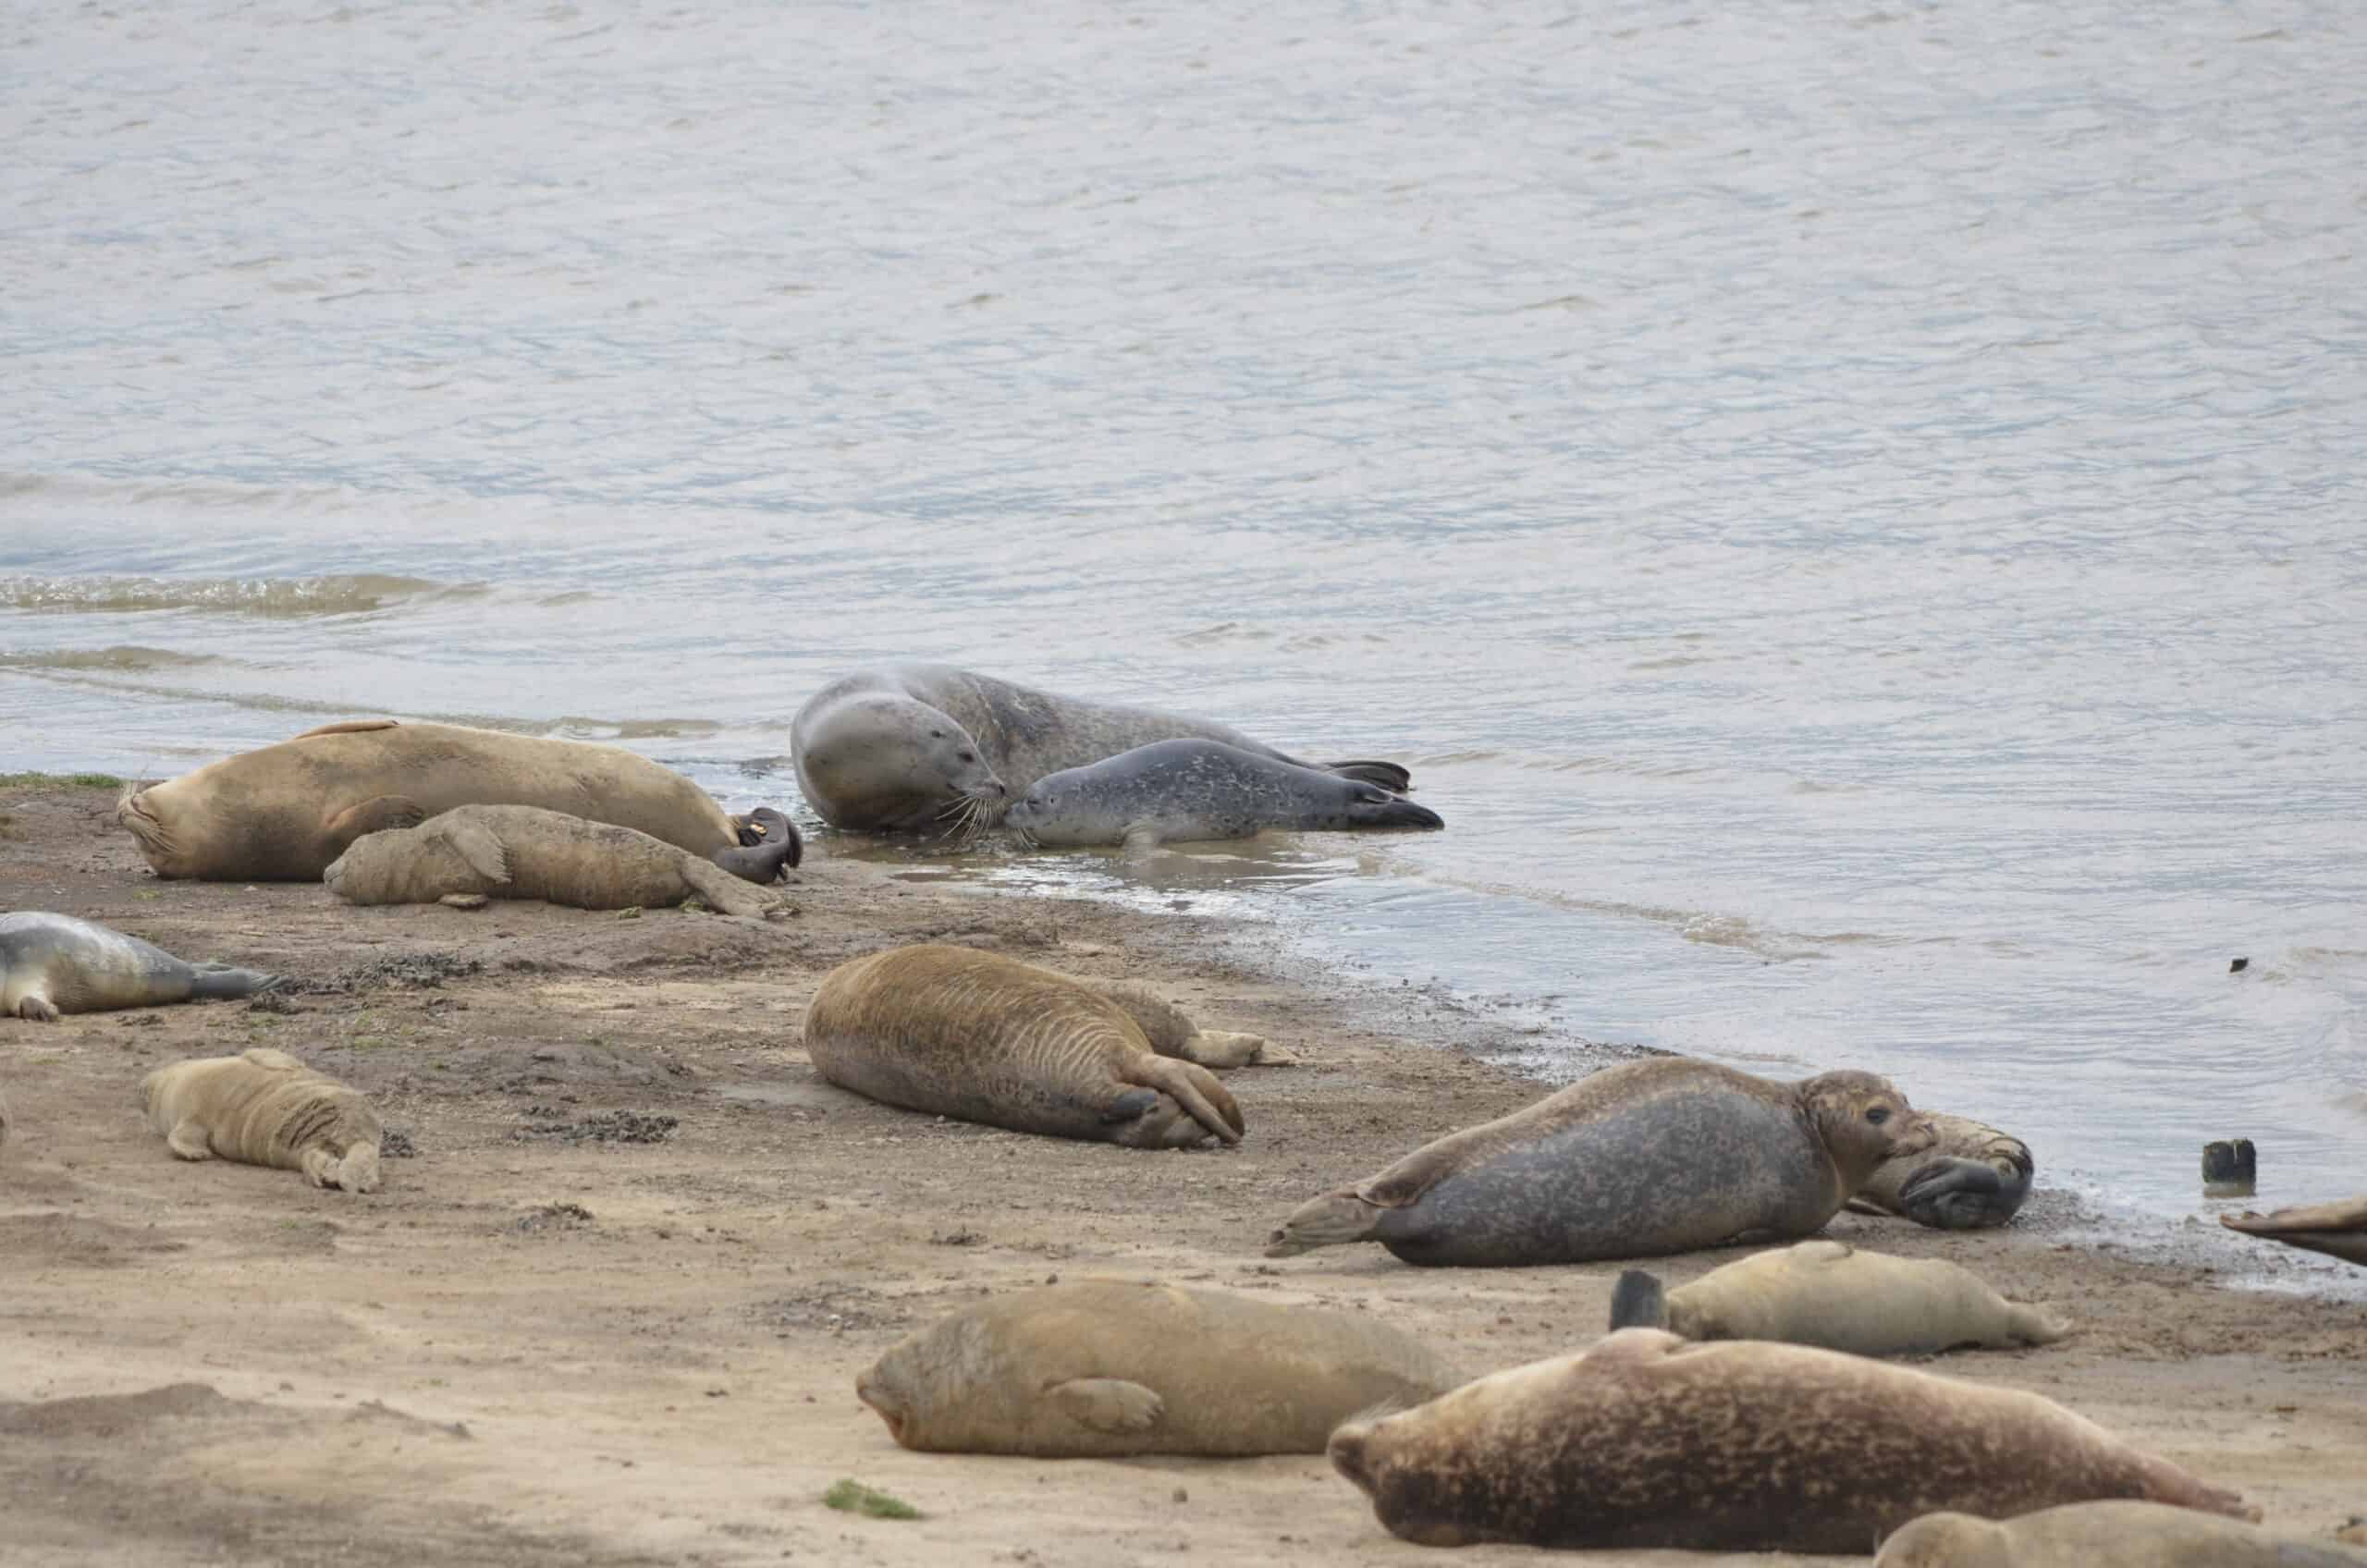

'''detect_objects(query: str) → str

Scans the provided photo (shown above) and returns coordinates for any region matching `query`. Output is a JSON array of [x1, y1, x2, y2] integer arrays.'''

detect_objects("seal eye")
[[1866, 1107, 1892, 1126]]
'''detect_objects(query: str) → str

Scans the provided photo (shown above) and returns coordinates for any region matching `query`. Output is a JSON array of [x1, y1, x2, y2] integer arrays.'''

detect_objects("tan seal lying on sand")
[[1849, 1111, 2034, 1230], [855, 1280, 1459, 1456], [324, 804, 794, 919], [1608, 1239, 2071, 1356], [117, 718, 790, 882], [1327, 1327, 2254, 1553], [1267, 1057, 1932, 1266], [2219, 1196, 2367, 1267], [1878, 1501, 2367, 1567], [2, 912, 276, 1021], [803, 944, 1253, 1147], [141, 1048, 383, 1194]]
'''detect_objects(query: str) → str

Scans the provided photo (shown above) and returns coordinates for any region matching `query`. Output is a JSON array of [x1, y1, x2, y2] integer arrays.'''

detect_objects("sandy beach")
[[2, 775, 2361, 1567]]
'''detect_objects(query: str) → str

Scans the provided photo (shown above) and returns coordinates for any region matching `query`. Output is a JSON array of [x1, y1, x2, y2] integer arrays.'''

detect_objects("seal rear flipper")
[[1607, 1269, 1672, 1332], [323, 795, 429, 848], [189, 965, 276, 1001], [291, 718, 402, 740], [1046, 1378, 1164, 1435], [1128, 1058, 1245, 1144], [1326, 760, 1413, 792], [1265, 1189, 1385, 1256], [1895, 1156, 2021, 1230], [712, 834, 798, 885], [732, 806, 803, 861]]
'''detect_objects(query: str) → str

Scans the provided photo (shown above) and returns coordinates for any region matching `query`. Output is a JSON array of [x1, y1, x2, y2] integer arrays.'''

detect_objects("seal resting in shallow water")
[[1608, 1238, 2070, 1356], [1877, 1501, 2367, 1567], [803, 944, 1248, 1146], [324, 805, 794, 918], [791, 664, 1412, 835], [117, 718, 789, 882], [2219, 1195, 2367, 1268], [2, 913, 276, 1021], [1266, 1057, 1932, 1266], [1326, 1328, 2254, 1553], [855, 1280, 1458, 1456], [1005, 739, 1443, 850], [141, 1048, 383, 1193], [1849, 1111, 2033, 1230]]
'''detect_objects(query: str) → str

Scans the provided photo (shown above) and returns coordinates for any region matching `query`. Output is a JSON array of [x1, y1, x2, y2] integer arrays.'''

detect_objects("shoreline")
[[2, 778, 2363, 1565]]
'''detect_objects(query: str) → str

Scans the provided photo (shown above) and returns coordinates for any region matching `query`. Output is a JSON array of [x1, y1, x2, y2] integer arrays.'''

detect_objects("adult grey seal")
[[1325, 1328, 2254, 1553], [1848, 1111, 2033, 1230], [2219, 1195, 2367, 1267], [790, 664, 1412, 836], [1265, 1057, 1933, 1267], [803, 944, 1249, 1147], [324, 804, 793, 919], [117, 717, 790, 883], [1877, 1501, 2367, 1567], [1, 913, 276, 1021], [141, 1047, 383, 1193], [855, 1279, 1459, 1457], [1608, 1238, 2071, 1357], [1005, 739, 1443, 850]]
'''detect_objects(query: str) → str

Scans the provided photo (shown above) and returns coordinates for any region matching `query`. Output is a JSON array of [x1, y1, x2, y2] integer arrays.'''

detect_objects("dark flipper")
[[715, 807, 802, 883], [1326, 760, 1413, 793], [189, 965, 277, 1001], [1608, 1269, 1671, 1332], [1895, 1156, 2027, 1230], [1347, 792, 1444, 831]]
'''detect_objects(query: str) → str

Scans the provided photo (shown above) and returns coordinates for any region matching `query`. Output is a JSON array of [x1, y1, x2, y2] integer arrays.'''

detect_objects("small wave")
[[0, 573, 483, 618], [550, 717, 723, 741], [0, 644, 227, 672]]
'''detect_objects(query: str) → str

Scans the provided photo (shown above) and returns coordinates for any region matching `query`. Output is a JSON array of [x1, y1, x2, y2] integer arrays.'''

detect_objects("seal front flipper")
[[1326, 760, 1413, 792], [322, 795, 429, 848], [1120, 822, 1162, 859], [431, 818, 512, 887], [14, 993, 61, 1022], [1608, 1269, 1672, 1332], [1046, 1378, 1165, 1434], [165, 1116, 215, 1160], [292, 718, 402, 740]]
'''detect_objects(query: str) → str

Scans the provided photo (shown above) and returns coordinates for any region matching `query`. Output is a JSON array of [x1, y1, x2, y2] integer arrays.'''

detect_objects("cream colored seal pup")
[[2, 912, 276, 1020], [141, 1048, 383, 1193], [2220, 1195, 2367, 1267], [1326, 1328, 2254, 1553], [803, 944, 1251, 1146], [1849, 1111, 2034, 1230], [855, 1280, 1459, 1456], [1608, 1239, 2071, 1356], [324, 804, 792, 919], [1877, 1501, 2367, 1567], [117, 717, 788, 882]]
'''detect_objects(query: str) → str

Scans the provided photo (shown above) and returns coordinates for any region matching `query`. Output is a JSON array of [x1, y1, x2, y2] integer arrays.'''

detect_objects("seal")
[[0, 1084, 11, 1154], [803, 944, 1249, 1147], [1877, 1501, 2367, 1568], [1607, 1238, 2071, 1357], [1326, 1327, 2255, 1553], [1, 913, 276, 1021], [854, 1279, 1460, 1457], [791, 664, 1413, 836], [1265, 1057, 1933, 1266], [1848, 1111, 2034, 1230], [2219, 1195, 2367, 1268], [141, 1047, 383, 1193], [116, 717, 791, 883], [324, 804, 794, 919], [1005, 739, 1443, 850]]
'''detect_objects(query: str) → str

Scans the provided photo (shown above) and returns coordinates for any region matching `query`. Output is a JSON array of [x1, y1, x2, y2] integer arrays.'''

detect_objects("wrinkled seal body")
[[803, 944, 1246, 1148], [791, 664, 1411, 834], [2219, 1195, 2367, 1267], [1, 913, 275, 1021], [141, 1048, 383, 1193], [1609, 1239, 2070, 1357], [325, 805, 792, 918], [1878, 1501, 2367, 1567], [1327, 1329, 2253, 1553], [1005, 739, 1443, 849], [117, 718, 777, 882], [1850, 1112, 2033, 1230], [1267, 1058, 1932, 1267], [855, 1280, 1459, 1457]]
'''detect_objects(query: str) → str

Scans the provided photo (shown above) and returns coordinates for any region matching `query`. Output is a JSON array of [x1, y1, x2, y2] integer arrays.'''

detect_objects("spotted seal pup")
[[1877, 1501, 2367, 1567], [2, 913, 276, 1021], [2220, 1195, 2367, 1267], [1608, 1238, 2071, 1356], [855, 1279, 1459, 1456], [1848, 1111, 2033, 1230], [1266, 1057, 1932, 1266], [791, 664, 1412, 836], [1004, 739, 1443, 850], [803, 944, 1250, 1146], [324, 804, 795, 918], [1327, 1328, 2254, 1552], [141, 1048, 383, 1193]]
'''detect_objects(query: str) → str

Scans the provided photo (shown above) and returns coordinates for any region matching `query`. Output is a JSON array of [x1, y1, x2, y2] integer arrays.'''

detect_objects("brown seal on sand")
[[1877, 1501, 2367, 1567], [854, 1279, 1459, 1456], [2, 912, 275, 1021], [1266, 1057, 1933, 1266], [803, 945, 1249, 1147], [141, 1048, 383, 1193], [2219, 1196, 2367, 1268], [1849, 1111, 2033, 1230], [1326, 1328, 2255, 1552]]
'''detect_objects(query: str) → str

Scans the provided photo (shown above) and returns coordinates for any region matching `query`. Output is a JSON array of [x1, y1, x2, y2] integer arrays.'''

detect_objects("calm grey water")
[[5, 1, 2363, 1273]]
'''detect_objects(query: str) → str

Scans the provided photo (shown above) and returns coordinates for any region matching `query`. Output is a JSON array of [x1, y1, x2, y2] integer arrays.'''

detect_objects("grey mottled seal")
[[324, 804, 793, 919], [1608, 1238, 2070, 1356], [1, 913, 276, 1021], [1005, 739, 1443, 850], [141, 1048, 383, 1193], [803, 944, 1248, 1147], [1878, 1501, 2367, 1567], [117, 717, 789, 882], [1326, 1328, 2254, 1552], [1266, 1057, 1933, 1266], [0, 1084, 10, 1153], [1848, 1111, 2033, 1230], [855, 1279, 1459, 1456], [791, 664, 1411, 836], [2220, 1195, 2367, 1267]]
